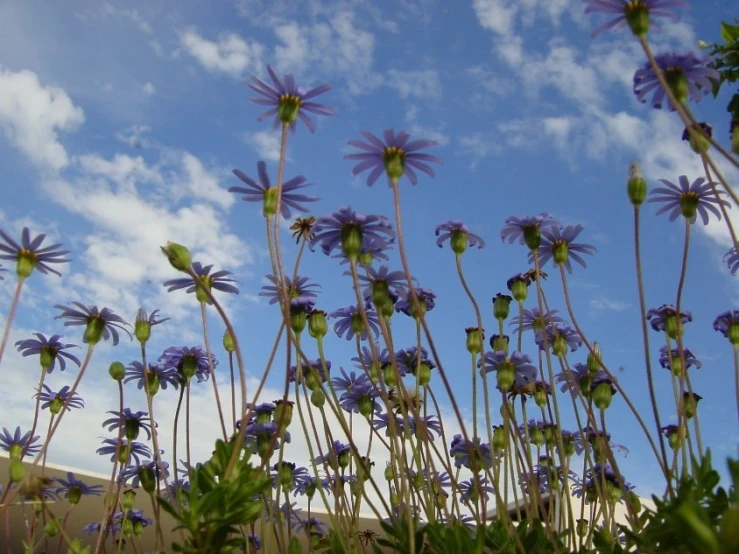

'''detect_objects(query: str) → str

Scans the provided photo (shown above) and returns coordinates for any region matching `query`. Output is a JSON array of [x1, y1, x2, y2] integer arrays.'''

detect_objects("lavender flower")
[[96, 438, 151, 465], [160, 346, 216, 383], [260, 274, 320, 307], [373, 414, 442, 440], [535, 324, 583, 354], [449, 435, 493, 470], [574, 427, 630, 458], [15, 333, 81, 373], [659, 345, 702, 373], [583, 0, 689, 37], [0, 426, 41, 457], [289, 359, 331, 386], [120, 460, 170, 488], [345, 128, 442, 186], [480, 350, 537, 391], [556, 363, 595, 395], [510, 307, 565, 334], [723, 247, 739, 275], [500, 213, 560, 250], [395, 287, 436, 318], [647, 304, 692, 337], [714, 310, 739, 345], [103, 409, 153, 441], [55, 472, 103, 503], [314, 440, 351, 469], [311, 206, 395, 259], [339, 384, 380, 415], [113, 509, 152, 529], [357, 265, 409, 304], [55, 303, 131, 346], [248, 66, 335, 133], [435, 220, 485, 253], [36, 385, 84, 412], [163, 261, 239, 301], [0, 227, 70, 278], [531, 225, 597, 273], [457, 477, 495, 502], [648, 175, 729, 225], [573, 464, 634, 503], [294, 516, 328, 537], [335, 236, 393, 266], [134, 308, 168, 344], [230, 161, 318, 219], [124, 361, 180, 392], [633, 52, 720, 110], [394, 346, 435, 377], [329, 304, 380, 341]]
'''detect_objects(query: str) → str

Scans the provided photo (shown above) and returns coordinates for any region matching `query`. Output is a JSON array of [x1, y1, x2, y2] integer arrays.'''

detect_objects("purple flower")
[[345, 128, 442, 186], [573, 464, 634, 502], [334, 236, 393, 265], [311, 206, 395, 258], [583, 0, 689, 37], [723, 248, 739, 275], [352, 344, 389, 373], [648, 175, 729, 225], [314, 440, 350, 467], [434, 220, 485, 251], [531, 225, 597, 273], [500, 213, 559, 246], [36, 385, 84, 412], [120, 459, 170, 488], [248, 534, 262, 551], [260, 274, 320, 307], [480, 350, 538, 388], [329, 304, 380, 341], [230, 161, 318, 219], [373, 414, 442, 440], [574, 427, 629, 457], [55, 303, 131, 346], [124, 361, 180, 391], [646, 304, 692, 334], [0, 227, 70, 277], [394, 346, 435, 377], [555, 363, 594, 395], [160, 346, 216, 383], [714, 310, 739, 340], [243, 422, 291, 455], [96, 438, 152, 465], [535, 324, 583, 353], [103, 409, 153, 441], [395, 287, 436, 317], [339, 384, 380, 415], [293, 475, 328, 497], [659, 346, 702, 372], [633, 52, 720, 110], [449, 435, 493, 470], [356, 265, 409, 303], [15, 333, 81, 373], [510, 307, 565, 334], [247, 66, 335, 133], [55, 472, 103, 500], [113, 509, 152, 529], [0, 426, 41, 457], [294, 516, 328, 537], [289, 359, 331, 385], [332, 367, 372, 394], [163, 261, 239, 298]]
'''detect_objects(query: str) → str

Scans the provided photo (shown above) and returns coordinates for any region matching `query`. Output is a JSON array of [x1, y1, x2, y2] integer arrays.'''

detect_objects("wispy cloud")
[[180, 28, 264, 78]]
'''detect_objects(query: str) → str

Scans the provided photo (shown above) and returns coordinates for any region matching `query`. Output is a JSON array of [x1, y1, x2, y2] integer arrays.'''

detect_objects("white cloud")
[[590, 296, 631, 312], [404, 106, 450, 147], [141, 82, 156, 96], [179, 152, 233, 209], [180, 28, 264, 78], [78, 153, 162, 191], [242, 130, 284, 162], [386, 69, 442, 100], [0, 67, 84, 171]]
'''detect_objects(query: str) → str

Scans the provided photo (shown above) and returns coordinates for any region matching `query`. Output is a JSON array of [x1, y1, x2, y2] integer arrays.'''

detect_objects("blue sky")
[[0, 0, 737, 501]]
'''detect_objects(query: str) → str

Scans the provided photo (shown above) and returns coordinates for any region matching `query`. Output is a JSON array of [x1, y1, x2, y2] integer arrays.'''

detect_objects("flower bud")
[[9, 459, 25, 483], [304, 368, 322, 392], [310, 389, 325, 408], [39, 346, 57, 372], [552, 241, 569, 266], [257, 436, 272, 459], [341, 224, 363, 261], [592, 381, 615, 410], [222, 330, 236, 353], [124, 419, 141, 442], [627, 162, 648, 206], [681, 392, 702, 419], [337, 449, 350, 469], [493, 293, 512, 321], [357, 457, 373, 482], [496, 362, 515, 391], [529, 426, 544, 446], [523, 225, 542, 251], [587, 343, 602, 373], [382, 364, 397, 387], [276, 462, 295, 489], [84, 316, 105, 345], [666, 425, 685, 450], [507, 275, 529, 302], [161, 242, 192, 272], [383, 147, 405, 181], [308, 310, 328, 339], [358, 395, 374, 417], [122, 489, 136, 510], [534, 385, 548, 408], [682, 122, 712, 154], [274, 400, 294, 428], [133, 520, 145, 537], [44, 519, 60, 538], [492, 425, 507, 451], [551, 334, 568, 358], [134, 308, 151, 344], [576, 519, 589, 538], [384, 464, 394, 481], [118, 443, 131, 464], [140, 466, 157, 493], [450, 230, 468, 255], [465, 327, 484, 355], [67, 486, 82, 505], [121, 518, 134, 536], [416, 363, 432, 386], [625, 3, 650, 36], [489, 334, 509, 354]]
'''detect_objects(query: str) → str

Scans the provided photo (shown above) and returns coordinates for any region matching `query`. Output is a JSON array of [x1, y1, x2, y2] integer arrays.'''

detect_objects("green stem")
[[0, 277, 25, 364]]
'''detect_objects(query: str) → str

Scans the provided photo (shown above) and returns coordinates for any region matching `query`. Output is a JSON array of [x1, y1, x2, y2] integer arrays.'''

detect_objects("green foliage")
[[157, 434, 271, 553], [703, 19, 739, 120]]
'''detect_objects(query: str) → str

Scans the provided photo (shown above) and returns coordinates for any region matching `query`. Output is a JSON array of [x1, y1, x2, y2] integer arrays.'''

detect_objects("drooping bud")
[[465, 327, 484, 355], [493, 293, 512, 321], [310, 389, 325, 407], [308, 310, 328, 339], [161, 242, 192, 272], [592, 380, 615, 410], [627, 162, 648, 206], [681, 392, 702, 419]]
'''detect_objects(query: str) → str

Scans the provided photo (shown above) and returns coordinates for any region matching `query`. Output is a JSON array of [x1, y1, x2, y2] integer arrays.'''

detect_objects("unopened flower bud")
[[534, 385, 548, 408], [310, 389, 325, 407], [161, 242, 192, 272], [337, 449, 350, 469], [490, 334, 509, 354], [9, 459, 25, 483], [507, 275, 529, 302], [308, 310, 328, 339], [274, 400, 294, 428], [592, 381, 615, 410], [222, 329, 236, 352], [587, 343, 602, 373], [341, 224, 363, 261], [496, 361, 515, 391], [122, 489, 136, 510], [465, 327, 484, 355], [627, 162, 648, 206], [493, 293, 512, 321], [682, 122, 712, 154], [384, 464, 394, 481], [576, 519, 589, 538], [134, 308, 151, 344], [492, 425, 507, 451], [382, 364, 397, 387], [681, 392, 702, 419]]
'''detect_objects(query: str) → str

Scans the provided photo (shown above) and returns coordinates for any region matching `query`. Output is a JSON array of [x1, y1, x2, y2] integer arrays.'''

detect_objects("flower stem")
[[0, 277, 25, 364], [200, 302, 228, 439]]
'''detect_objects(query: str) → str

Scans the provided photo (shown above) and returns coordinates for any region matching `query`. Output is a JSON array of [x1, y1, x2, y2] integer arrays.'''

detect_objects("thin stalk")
[[0, 277, 25, 364], [200, 302, 228, 439]]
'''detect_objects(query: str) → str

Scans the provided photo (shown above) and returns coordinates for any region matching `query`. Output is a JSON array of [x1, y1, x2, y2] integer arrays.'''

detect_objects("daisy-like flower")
[[290, 216, 316, 244], [647, 304, 692, 338], [648, 175, 729, 225], [723, 247, 739, 275], [134, 308, 168, 345], [55, 303, 131, 346], [633, 52, 720, 110], [338, 383, 380, 415], [247, 66, 335, 133], [345, 128, 442, 187], [160, 346, 216, 383], [449, 435, 493, 470], [434, 220, 485, 254], [713, 310, 739, 346], [573, 464, 634, 503], [15, 333, 81, 373], [556, 363, 593, 395], [373, 414, 442, 441], [395, 287, 436, 318], [36, 385, 84, 413], [113, 509, 152, 529], [97, 438, 152, 465], [357, 265, 409, 305], [0, 426, 41, 458], [163, 261, 239, 303], [0, 227, 70, 278], [119, 460, 170, 489], [510, 307, 565, 334], [289, 359, 331, 386], [230, 161, 318, 219], [329, 304, 380, 341], [583, 0, 689, 37], [124, 361, 180, 393], [394, 346, 435, 377], [575, 427, 630, 459], [531, 225, 597, 273], [259, 274, 320, 307], [103, 409, 153, 441], [55, 472, 103, 504], [659, 345, 702, 374], [457, 477, 495, 502], [334, 236, 393, 266], [311, 206, 395, 260], [501, 213, 560, 251], [535, 324, 583, 355], [314, 439, 351, 469], [480, 350, 537, 391]]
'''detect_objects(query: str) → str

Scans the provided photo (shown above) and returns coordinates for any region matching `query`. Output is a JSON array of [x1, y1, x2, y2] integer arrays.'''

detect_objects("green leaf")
[[721, 22, 739, 43]]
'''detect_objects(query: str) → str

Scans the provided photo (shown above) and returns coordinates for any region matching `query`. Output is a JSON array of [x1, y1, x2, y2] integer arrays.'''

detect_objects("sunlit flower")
[[583, 0, 689, 37], [15, 333, 81, 373], [260, 274, 320, 307], [0, 227, 70, 278], [435, 220, 485, 253], [230, 161, 318, 219], [36, 385, 84, 412], [311, 206, 395, 259], [345, 128, 442, 186], [248, 66, 335, 133], [633, 52, 719, 110], [532, 225, 597, 273], [163, 261, 239, 300], [55, 303, 130, 346], [648, 175, 728, 225]]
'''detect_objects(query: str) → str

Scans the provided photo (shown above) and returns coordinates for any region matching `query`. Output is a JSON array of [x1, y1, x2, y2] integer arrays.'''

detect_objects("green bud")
[[304, 368, 322, 392], [681, 392, 702, 419], [383, 147, 405, 181], [587, 343, 602, 373], [44, 519, 60, 538], [68, 486, 82, 505], [122, 489, 136, 510], [358, 395, 374, 417], [382, 364, 397, 387], [146, 371, 160, 396], [551, 333, 568, 358], [341, 224, 363, 261], [496, 362, 515, 391], [357, 457, 373, 482], [9, 458, 25, 482], [384, 464, 395, 481], [308, 310, 328, 339], [508, 278, 528, 302], [358, 251, 373, 265], [664, 68, 690, 105], [627, 162, 648, 206], [122, 518, 134, 536], [337, 449, 350, 469], [274, 400, 294, 428], [416, 363, 432, 386], [576, 519, 589, 538], [683, 123, 711, 154], [222, 329, 236, 352], [529, 426, 544, 446], [666, 425, 685, 450], [727, 322, 739, 346], [133, 520, 145, 537], [140, 467, 156, 494], [372, 280, 392, 310], [533, 386, 548, 408], [465, 327, 484, 355], [66, 540, 91, 554], [493, 293, 512, 321], [290, 306, 308, 335], [552, 241, 569, 266], [39, 346, 57, 372], [624, 2, 650, 36], [592, 381, 615, 410], [49, 396, 64, 415], [134, 308, 151, 344], [490, 334, 509, 354], [523, 224, 542, 251], [492, 425, 507, 451], [109, 361, 126, 381], [257, 436, 272, 458], [16, 250, 37, 278], [390, 490, 400, 508], [664, 313, 683, 340], [310, 389, 325, 407], [161, 242, 192, 272], [276, 462, 295, 489], [124, 419, 141, 442], [450, 230, 468, 255]]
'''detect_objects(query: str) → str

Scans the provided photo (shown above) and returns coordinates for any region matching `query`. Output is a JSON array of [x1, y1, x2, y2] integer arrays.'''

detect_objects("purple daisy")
[[531, 225, 597, 273], [289, 359, 331, 385], [124, 361, 180, 392], [659, 345, 702, 372], [119, 459, 170, 488], [55, 303, 131, 346], [103, 409, 153, 441], [96, 438, 152, 465], [247, 66, 335, 133], [356, 265, 409, 304], [500, 213, 560, 248], [449, 435, 493, 470], [352, 343, 390, 374], [535, 324, 583, 354], [583, 0, 689, 37], [633, 52, 720, 110], [510, 307, 565, 334], [648, 175, 729, 225], [15, 333, 81, 373], [395, 287, 436, 317], [329, 303, 380, 341], [159, 346, 215, 383], [163, 261, 239, 297], [345, 128, 442, 186], [334, 236, 394, 266], [457, 477, 495, 502], [338, 383, 380, 415], [36, 385, 84, 412], [373, 413, 442, 440], [435, 220, 485, 252], [394, 346, 435, 377], [714, 310, 739, 343], [0, 227, 70, 277], [479, 350, 538, 388], [311, 206, 395, 258], [555, 363, 593, 395], [723, 247, 739, 275], [0, 426, 41, 457], [259, 274, 320, 307], [647, 304, 692, 335], [230, 161, 318, 219], [55, 472, 103, 501]]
